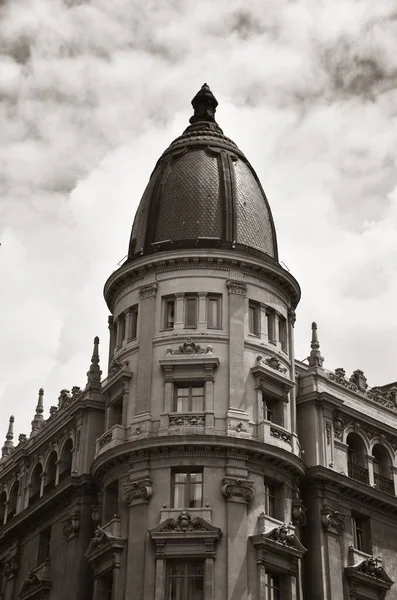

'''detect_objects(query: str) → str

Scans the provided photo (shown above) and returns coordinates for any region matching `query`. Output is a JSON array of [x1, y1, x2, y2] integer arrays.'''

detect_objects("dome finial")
[[31, 388, 45, 436], [86, 336, 102, 388], [189, 83, 218, 124], [1, 416, 15, 457], [307, 322, 324, 368]]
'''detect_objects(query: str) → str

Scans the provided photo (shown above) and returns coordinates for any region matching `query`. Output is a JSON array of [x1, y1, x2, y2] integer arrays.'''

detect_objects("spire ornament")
[[86, 336, 102, 387], [189, 83, 218, 124], [1, 416, 15, 457], [31, 388, 44, 436], [307, 322, 324, 368]]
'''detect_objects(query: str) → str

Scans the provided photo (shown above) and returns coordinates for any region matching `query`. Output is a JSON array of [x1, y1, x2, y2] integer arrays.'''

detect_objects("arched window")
[[59, 439, 73, 482], [0, 491, 6, 525], [29, 463, 43, 505], [347, 433, 368, 484], [45, 451, 57, 491], [8, 482, 19, 520], [372, 444, 394, 494]]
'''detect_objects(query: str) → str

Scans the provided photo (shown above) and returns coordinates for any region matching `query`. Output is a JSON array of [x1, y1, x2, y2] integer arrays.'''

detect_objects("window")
[[130, 305, 138, 340], [248, 301, 260, 336], [109, 397, 123, 427], [45, 450, 57, 491], [164, 296, 175, 330], [207, 295, 221, 329], [172, 470, 203, 508], [264, 483, 276, 518], [262, 394, 275, 422], [265, 573, 280, 600], [104, 480, 119, 524], [37, 527, 51, 566], [279, 316, 287, 352], [174, 384, 204, 412], [8, 482, 18, 520], [267, 309, 276, 343], [59, 438, 73, 481], [29, 463, 43, 504], [167, 561, 204, 600], [351, 515, 370, 553], [185, 296, 198, 328]]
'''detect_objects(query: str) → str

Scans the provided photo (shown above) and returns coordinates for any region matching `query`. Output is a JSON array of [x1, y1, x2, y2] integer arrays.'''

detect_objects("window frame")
[[185, 295, 198, 329], [265, 572, 281, 600], [207, 294, 222, 329], [278, 316, 288, 353], [171, 469, 204, 509], [351, 514, 371, 554], [266, 308, 276, 344], [129, 304, 139, 340], [264, 483, 277, 519], [248, 301, 260, 336], [173, 383, 205, 413], [163, 296, 176, 331]]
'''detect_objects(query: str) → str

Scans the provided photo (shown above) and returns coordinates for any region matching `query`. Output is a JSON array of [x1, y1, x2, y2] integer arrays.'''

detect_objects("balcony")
[[96, 424, 127, 456], [374, 473, 395, 495], [348, 462, 369, 485]]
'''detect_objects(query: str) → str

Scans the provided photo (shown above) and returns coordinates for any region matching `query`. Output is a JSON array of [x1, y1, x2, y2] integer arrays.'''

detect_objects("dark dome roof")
[[128, 84, 278, 262]]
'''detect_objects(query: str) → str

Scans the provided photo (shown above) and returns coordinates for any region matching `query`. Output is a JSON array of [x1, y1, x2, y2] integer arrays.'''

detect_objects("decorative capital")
[[321, 505, 345, 534], [226, 280, 247, 295], [221, 477, 255, 503], [139, 283, 158, 299], [123, 478, 153, 506], [287, 307, 296, 326]]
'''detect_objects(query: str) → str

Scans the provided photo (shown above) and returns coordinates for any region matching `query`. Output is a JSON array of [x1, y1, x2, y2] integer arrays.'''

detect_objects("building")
[[1, 84, 397, 600]]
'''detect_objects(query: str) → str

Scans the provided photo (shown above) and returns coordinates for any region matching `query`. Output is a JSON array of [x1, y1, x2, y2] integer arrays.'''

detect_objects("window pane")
[[166, 300, 175, 329], [189, 472, 203, 508], [267, 311, 275, 341], [168, 562, 204, 600], [248, 305, 256, 334], [176, 388, 189, 412], [207, 298, 219, 328], [191, 386, 204, 411], [130, 308, 138, 339], [185, 298, 197, 328], [173, 483, 185, 508]]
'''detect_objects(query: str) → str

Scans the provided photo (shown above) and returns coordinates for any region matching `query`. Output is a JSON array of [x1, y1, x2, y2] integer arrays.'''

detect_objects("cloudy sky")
[[1, 0, 397, 440]]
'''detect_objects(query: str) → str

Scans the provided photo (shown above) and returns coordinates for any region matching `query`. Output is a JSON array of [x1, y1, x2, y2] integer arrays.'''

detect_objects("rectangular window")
[[130, 305, 138, 340], [167, 561, 204, 600], [37, 527, 51, 566], [264, 483, 276, 518], [172, 470, 203, 508], [104, 480, 119, 524], [262, 393, 279, 424], [279, 316, 287, 353], [207, 295, 221, 329], [351, 515, 370, 553], [265, 573, 280, 600], [267, 309, 276, 343], [248, 301, 260, 335], [164, 297, 176, 330], [174, 384, 204, 412], [185, 296, 198, 328]]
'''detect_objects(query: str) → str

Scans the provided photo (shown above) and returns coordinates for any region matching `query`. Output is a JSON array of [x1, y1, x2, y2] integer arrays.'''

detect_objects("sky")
[[1, 0, 397, 440]]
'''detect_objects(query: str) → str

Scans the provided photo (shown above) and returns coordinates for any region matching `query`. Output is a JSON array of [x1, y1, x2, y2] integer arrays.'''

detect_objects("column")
[[55, 460, 61, 485], [108, 316, 115, 366], [154, 557, 165, 600], [174, 292, 185, 330], [39, 472, 45, 497], [92, 577, 109, 600], [3, 500, 9, 524], [136, 283, 157, 415], [198, 292, 207, 332], [367, 455, 375, 487], [288, 308, 297, 434]]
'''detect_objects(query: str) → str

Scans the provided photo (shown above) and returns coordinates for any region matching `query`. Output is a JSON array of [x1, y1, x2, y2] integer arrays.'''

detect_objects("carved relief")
[[321, 505, 345, 534], [139, 283, 158, 299], [270, 426, 292, 444], [226, 280, 247, 295], [329, 369, 397, 412], [98, 431, 113, 449], [166, 339, 211, 355], [62, 511, 81, 540], [123, 478, 153, 505], [325, 421, 331, 445], [161, 511, 208, 532], [221, 477, 255, 503], [86, 528, 111, 555], [169, 414, 205, 427], [291, 499, 307, 527]]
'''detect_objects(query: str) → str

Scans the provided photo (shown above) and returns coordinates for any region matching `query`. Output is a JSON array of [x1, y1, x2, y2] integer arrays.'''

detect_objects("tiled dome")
[[128, 84, 278, 262]]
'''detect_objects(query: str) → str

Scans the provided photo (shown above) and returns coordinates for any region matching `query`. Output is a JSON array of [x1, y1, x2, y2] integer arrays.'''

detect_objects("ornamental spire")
[[1, 416, 14, 457], [307, 322, 324, 368], [189, 83, 218, 125], [31, 388, 44, 436], [86, 336, 102, 387]]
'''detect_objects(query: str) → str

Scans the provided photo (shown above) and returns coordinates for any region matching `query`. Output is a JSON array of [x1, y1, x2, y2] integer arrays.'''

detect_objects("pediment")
[[150, 511, 221, 541], [19, 564, 51, 600], [345, 558, 394, 594], [251, 524, 307, 562]]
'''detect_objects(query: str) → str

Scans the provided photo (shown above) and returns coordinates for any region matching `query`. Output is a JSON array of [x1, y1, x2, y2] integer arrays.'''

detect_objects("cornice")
[[103, 249, 300, 312], [91, 435, 305, 485]]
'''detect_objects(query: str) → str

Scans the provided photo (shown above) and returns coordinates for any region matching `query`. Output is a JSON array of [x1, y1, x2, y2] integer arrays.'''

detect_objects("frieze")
[[221, 477, 255, 503], [123, 478, 153, 505], [169, 414, 205, 427], [139, 282, 158, 299], [332, 411, 397, 451]]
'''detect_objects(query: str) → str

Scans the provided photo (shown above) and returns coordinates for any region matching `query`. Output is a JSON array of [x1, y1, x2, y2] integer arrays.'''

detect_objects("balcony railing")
[[348, 462, 369, 484], [374, 473, 395, 495]]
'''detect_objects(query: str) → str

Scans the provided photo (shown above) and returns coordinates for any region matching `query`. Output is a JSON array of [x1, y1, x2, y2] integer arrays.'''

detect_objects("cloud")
[[1, 0, 397, 438]]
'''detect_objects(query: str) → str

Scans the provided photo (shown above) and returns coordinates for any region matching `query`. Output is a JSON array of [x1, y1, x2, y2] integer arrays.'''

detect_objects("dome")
[[128, 84, 278, 262]]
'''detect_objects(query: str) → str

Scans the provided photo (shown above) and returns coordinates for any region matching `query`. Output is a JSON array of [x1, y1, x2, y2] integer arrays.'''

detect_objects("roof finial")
[[2, 416, 15, 457], [189, 83, 218, 125], [31, 388, 44, 436], [86, 336, 102, 388], [307, 322, 324, 368]]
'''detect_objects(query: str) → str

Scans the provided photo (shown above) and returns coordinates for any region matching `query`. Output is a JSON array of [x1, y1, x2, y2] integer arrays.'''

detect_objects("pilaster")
[[136, 282, 158, 415]]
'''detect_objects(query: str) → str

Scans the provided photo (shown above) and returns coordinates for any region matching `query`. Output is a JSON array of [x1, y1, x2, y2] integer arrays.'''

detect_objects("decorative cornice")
[[226, 280, 247, 295], [221, 477, 255, 503], [139, 282, 158, 299], [123, 478, 153, 506], [328, 368, 397, 413]]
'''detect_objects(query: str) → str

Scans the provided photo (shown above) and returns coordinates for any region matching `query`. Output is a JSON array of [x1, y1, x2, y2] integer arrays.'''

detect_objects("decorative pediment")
[[263, 524, 306, 553], [167, 339, 211, 355], [85, 525, 126, 575], [345, 557, 394, 598], [150, 511, 221, 537], [251, 355, 294, 400], [85, 527, 112, 558], [159, 339, 219, 372], [250, 520, 307, 574], [19, 561, 51, 600]]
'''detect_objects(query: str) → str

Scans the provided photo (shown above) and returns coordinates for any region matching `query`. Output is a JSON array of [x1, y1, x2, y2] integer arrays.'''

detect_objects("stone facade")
[[0, 85, 396, 600]]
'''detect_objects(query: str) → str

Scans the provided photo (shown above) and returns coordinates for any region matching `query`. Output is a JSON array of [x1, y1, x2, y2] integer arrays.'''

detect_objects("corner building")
[[1, 84, 396, 600]]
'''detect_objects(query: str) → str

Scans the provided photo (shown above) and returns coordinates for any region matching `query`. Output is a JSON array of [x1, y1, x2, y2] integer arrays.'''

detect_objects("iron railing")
[[374, 473, 395, 495], [348, 462, 369, 484]]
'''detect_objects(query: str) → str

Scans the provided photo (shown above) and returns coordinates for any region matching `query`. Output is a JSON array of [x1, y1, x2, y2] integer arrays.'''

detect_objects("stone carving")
[[221, 477, 255, 502], [123, 478, 153, 505], [267, 523, 297, 547], [333, 412, 345, 439], [265, 355, 288, 374], [328, 369, 397, 413], [139, 283, 158, 299], [270, 426, 292, 444], [169, 414, 205, 427], [235, 421, 247, 433], [287, 307, 296, 326], [162, 511, 208, 532], [86, 528, 111, 554], [350, 369, 368, 391], [98, 431, 113, 448], [108, 358, 129, 378], [167, 338, 211, 355], [3, 555, 19, 580], [21, 570, 40, 590], [291, 499, 307, 527], [321, 506, 345, 534], [226, 280, 247, 295], [62, 511, 81, 539], [325, 421, 331, 445], [357, 557, 387, 580]]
